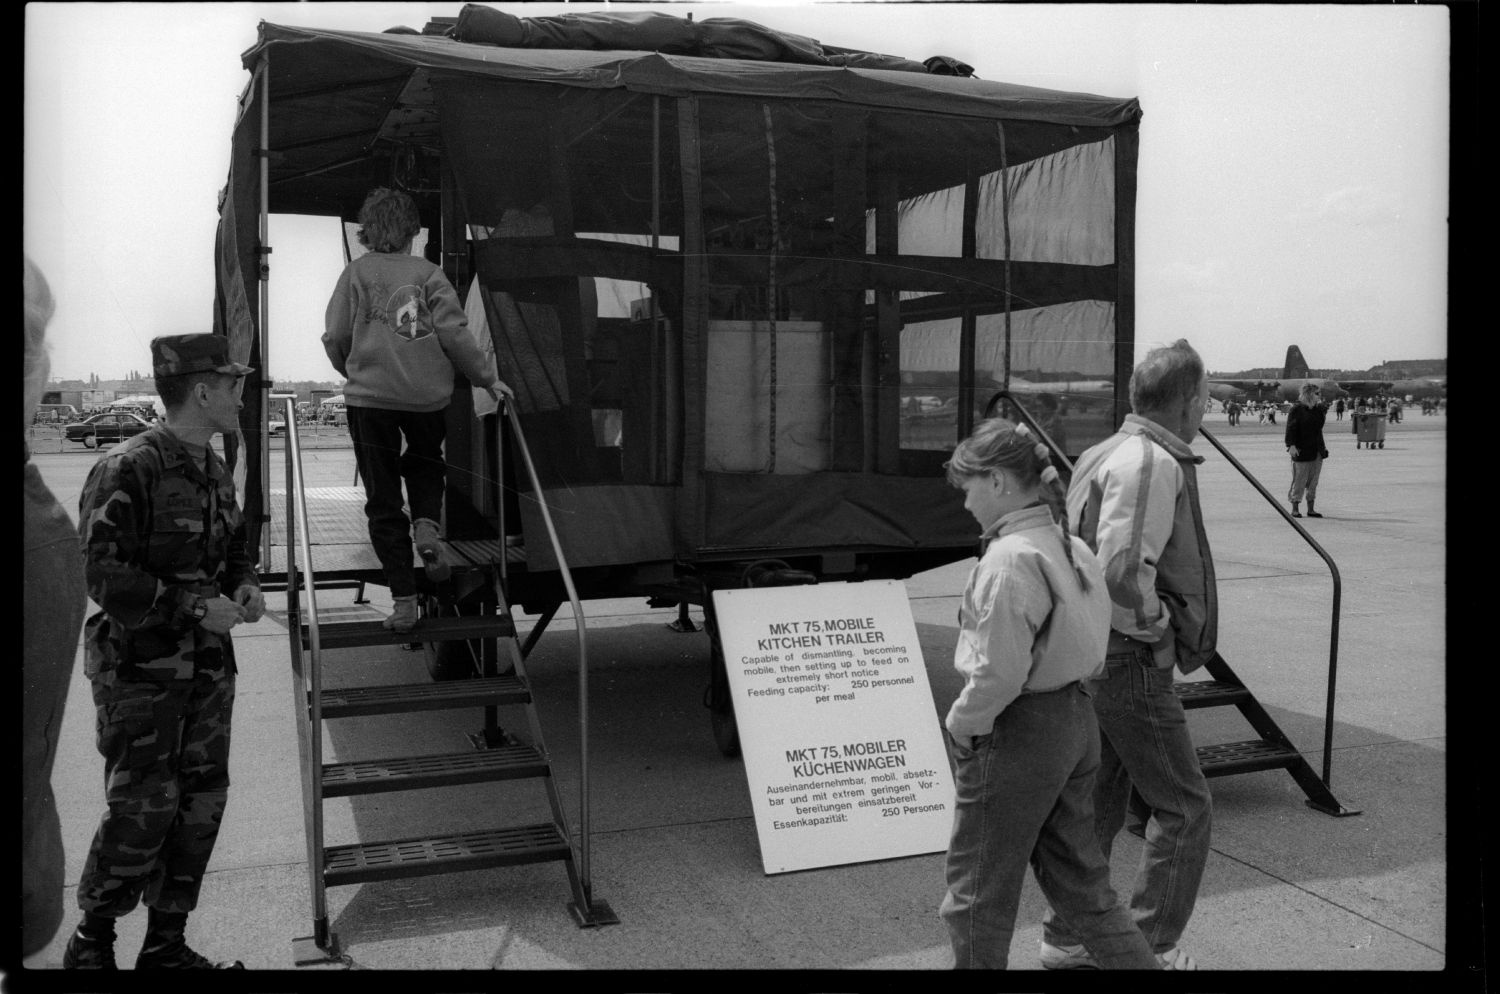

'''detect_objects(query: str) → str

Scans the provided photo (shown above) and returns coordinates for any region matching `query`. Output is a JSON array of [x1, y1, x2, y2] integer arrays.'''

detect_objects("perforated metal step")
[[301, 613, 516, 650], [323, 823, 571, 886], [321, 742, 549, 797], [1174, 679, 1252, 709], [1197, 739, 1301, 777], [319, 674, 530, 719]]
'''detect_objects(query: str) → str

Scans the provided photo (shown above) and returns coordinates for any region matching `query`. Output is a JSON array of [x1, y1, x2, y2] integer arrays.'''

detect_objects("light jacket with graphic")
[[1065, 414, 1218, 673], [323, 252, 498, 412]]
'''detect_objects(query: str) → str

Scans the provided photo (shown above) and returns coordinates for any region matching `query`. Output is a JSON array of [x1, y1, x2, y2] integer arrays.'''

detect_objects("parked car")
[[269, 418, 287, 436], [64, 411, 153, 448]]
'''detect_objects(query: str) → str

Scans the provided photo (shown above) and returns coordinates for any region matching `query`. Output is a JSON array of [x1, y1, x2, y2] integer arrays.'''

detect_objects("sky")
[[25, 2, 1452, 384]]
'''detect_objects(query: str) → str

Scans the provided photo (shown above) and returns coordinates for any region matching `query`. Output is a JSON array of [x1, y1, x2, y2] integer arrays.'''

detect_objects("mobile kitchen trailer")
[[211, 5, 1139, 946]]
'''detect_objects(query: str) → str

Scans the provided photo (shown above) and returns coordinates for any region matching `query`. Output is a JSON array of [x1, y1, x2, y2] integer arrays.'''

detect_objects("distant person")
[[1040, 339, 1215, 972], [323, 187, 511, 632], [1334, 397, 1345, 421], [938, 417, 1158, 971], [23, 257, 89, 958], [1285, 383, 1328, 518], [1225, 399, 1241, 426], [66, 334, 264, 970]]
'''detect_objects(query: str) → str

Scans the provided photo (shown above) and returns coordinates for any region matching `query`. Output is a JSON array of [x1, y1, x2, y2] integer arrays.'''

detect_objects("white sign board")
[[712, 580, 956, 874]]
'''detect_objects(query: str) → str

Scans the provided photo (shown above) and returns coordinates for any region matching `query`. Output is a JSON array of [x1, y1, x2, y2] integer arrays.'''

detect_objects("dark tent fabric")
[[221, 18, 1138, 575], [447, 4, 947, 75]]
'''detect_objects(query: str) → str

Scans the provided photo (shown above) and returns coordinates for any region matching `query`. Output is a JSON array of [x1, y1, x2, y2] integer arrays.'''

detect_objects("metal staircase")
[[270, 394, 616, 966], [989, 391, 1360, 818]]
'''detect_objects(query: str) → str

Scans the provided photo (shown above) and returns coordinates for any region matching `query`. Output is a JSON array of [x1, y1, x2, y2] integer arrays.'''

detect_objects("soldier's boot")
[[1306, 499, 1323, 518], [383, 594, 421, 634], [62, 916, 117, 970], [1290, 501, 1303, 518], [135, 910, 243, 970], [413, 517, 451, 583]]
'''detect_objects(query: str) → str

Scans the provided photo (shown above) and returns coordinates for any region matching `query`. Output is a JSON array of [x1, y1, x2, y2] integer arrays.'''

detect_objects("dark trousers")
[[348, 405, 447, 598]]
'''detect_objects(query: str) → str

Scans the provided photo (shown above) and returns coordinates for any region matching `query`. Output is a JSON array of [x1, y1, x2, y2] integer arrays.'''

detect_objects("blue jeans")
[[1042, 646, 1212, 952], [941, 684, 1158, 970]]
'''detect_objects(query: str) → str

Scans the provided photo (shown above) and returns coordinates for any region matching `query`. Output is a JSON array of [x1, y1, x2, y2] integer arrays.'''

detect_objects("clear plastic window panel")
[[975, 300, 1116, 457]]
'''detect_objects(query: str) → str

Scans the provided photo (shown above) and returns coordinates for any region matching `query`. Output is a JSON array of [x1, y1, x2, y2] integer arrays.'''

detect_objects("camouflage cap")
[[151, 334, 254, 378]]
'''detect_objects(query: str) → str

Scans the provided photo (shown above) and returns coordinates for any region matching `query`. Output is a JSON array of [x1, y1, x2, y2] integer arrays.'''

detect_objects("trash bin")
[[1354, 411, 1387, 449]]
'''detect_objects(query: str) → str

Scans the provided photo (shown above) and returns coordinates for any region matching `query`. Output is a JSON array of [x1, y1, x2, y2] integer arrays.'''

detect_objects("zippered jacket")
[[1065, 414, 1218, 673]]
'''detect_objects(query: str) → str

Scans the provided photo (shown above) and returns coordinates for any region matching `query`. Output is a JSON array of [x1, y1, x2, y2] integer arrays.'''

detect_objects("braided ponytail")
[[1015, 425, 1092, 592]]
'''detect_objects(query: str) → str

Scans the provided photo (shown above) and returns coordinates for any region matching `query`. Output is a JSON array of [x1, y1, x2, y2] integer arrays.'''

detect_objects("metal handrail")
[[496, 396, 597, 907], [990, 392, 1344, 789], [984, 390, 1074, 473], [1196, 425, 1343, 788], [272, 391, 330, 940]]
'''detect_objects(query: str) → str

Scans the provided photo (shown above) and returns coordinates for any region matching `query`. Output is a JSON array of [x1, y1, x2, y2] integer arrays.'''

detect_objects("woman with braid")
[[939, 418, 1157, 970]]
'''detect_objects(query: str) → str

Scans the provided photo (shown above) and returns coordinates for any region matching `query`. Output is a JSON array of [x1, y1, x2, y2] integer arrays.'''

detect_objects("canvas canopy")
[[217, 9, 1139, 580]]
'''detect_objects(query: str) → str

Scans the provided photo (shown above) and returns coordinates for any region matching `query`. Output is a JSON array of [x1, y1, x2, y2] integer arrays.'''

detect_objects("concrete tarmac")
[[16, 411, 1463, 980]]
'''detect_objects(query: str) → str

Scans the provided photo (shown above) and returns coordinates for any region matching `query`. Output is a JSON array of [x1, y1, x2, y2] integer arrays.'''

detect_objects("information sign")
[[712, 580, 956, 874]]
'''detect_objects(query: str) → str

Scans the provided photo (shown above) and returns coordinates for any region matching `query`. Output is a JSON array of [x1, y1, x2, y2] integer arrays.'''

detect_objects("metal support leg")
[[519, 602, 559, 660], [668, 601, 699, 633]]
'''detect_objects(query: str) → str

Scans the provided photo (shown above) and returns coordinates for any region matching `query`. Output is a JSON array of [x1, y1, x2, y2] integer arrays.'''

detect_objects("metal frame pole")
[[258, 61, 273, 569]]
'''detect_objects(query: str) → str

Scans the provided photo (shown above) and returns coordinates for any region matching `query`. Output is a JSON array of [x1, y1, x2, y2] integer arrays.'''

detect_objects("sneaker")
[[1156, 946, 1198, 970], [1039, 940, 1099, 970], [413, 518, 451, 583], [135, 935, 244, 969], [62, 929, 117, 970], [382, 594, 421, 633]]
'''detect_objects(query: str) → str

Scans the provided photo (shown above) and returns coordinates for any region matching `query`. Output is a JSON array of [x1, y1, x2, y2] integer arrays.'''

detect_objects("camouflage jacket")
[[78, 425, 258, 680]]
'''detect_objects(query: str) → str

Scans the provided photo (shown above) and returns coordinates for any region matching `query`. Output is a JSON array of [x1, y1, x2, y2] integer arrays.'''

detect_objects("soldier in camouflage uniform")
[[64, 334, 264, 971]]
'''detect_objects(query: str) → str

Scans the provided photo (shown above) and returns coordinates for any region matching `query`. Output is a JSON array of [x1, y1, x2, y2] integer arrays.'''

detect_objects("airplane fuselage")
[[1208, 377, 1345, 403]]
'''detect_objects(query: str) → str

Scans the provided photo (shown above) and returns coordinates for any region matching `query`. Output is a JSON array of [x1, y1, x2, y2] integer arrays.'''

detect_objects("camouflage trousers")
[[76, 666, 235, 917]]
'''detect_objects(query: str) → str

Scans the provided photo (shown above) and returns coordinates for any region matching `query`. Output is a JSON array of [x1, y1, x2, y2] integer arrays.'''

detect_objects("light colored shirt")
[[945, 504, 1112, 740]]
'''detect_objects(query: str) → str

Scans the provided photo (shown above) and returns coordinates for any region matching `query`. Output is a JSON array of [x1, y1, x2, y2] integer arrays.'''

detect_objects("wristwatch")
[[188, 595, 210, 625]]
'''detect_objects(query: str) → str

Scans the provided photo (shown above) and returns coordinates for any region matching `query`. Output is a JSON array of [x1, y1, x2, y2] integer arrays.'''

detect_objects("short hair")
[[157, 370, 230, 410], [1130, 339, 1205, 415], [24, 257, 55, 418], [356, 187, 421, 253], [1300, 382, 1322, 400]]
